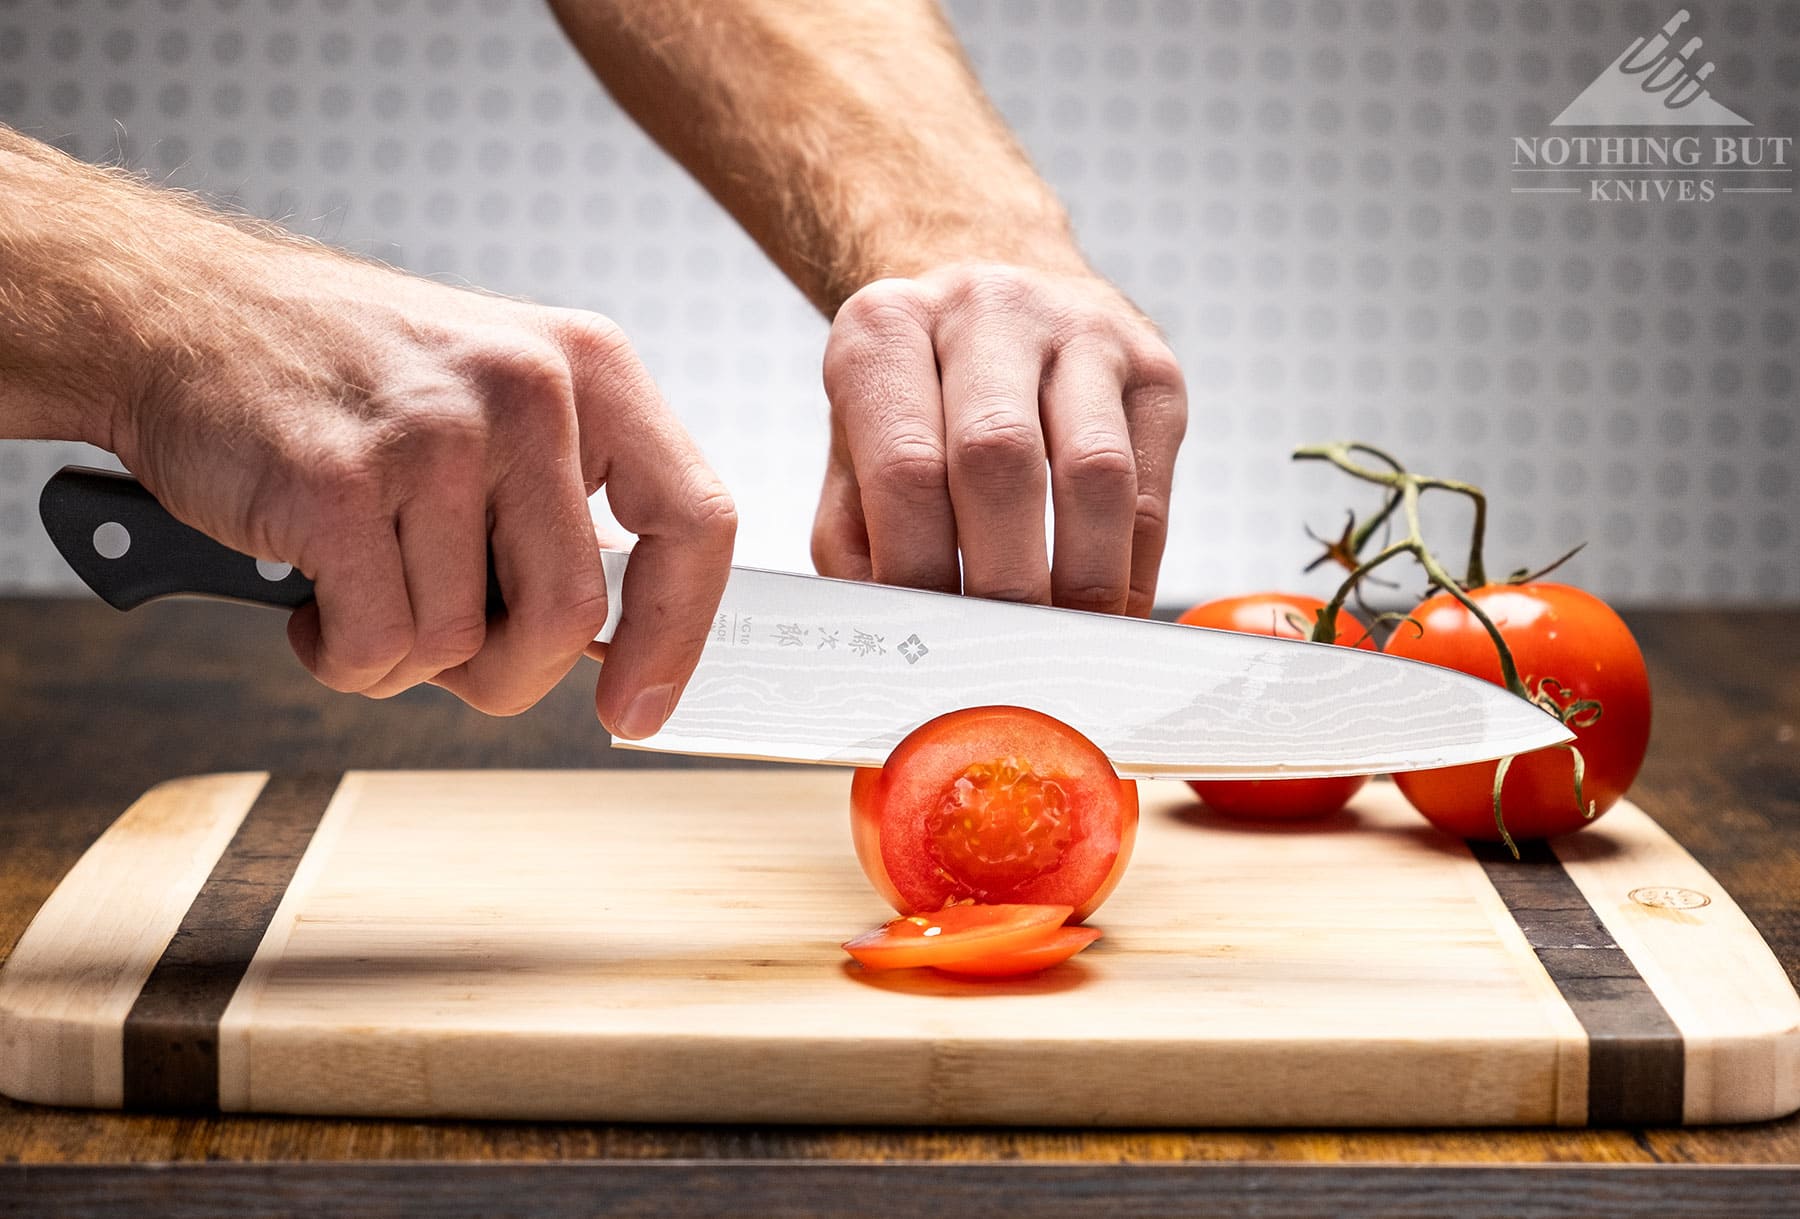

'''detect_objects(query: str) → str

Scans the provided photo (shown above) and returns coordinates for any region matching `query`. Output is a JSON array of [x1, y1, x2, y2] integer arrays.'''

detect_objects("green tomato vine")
[[1293, 441, 1600, 858]]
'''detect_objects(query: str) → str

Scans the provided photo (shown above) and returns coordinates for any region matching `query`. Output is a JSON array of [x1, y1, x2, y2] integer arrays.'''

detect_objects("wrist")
[[832, 195, 1092, 309], [110, 222, 340, 465]]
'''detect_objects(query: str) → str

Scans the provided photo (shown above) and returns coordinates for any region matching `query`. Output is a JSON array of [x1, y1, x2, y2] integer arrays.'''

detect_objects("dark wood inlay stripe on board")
[[1470, 838, 1684, 1126], [122, 772, 340, 1112]]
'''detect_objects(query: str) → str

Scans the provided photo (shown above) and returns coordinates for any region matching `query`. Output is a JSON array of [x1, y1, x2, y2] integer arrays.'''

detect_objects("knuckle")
[[834, 279, 931, 340], [1058, 579, 1129, 610], [824, 283, 932, 396], [953, 265, 1035, 315], [970, 580, 1048, 605], [557, 311, 638, 378], [951, 415, 1044, 482], [540, 583, 612, 646], [512, 348, 577, 403], [319, 620, 414, 689], [300, 445, 386, 531], [1058, 441, 1138, 502], [414, 397, 489, 457], [685, 483, 740, 540], [1050, 310, 1118, 354], [1126, 338, 1190, 403], [413, 613, 488, 671], [868, 439, 948, 502], [1132, 488, 1172, 538]]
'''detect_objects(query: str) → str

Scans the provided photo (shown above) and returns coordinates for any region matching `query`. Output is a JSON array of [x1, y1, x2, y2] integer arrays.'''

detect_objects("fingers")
[[277, 308, 733, 730], [824, 283, 959, 594], [558, 314, 737, 739], [810, 459, 875, 583], [824, 270, 1187, 618], [1120, 346, 1189, 618], [1040, 343, 1136, 615], [938, 298, 1052, 604], [287, 509, 415, 694], [430, 356, 609, 716], [361, 478, 489, 699]]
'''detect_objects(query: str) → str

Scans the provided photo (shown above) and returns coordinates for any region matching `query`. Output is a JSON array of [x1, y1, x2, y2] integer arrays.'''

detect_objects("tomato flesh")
[[930, 926, 1102, 977], [1177, 593, 1377, 820], [1383, 582, 1651, 841], [925, 756, 1076, 894], [852, 706, 1137, 921], [841, 903, 1073, 971]]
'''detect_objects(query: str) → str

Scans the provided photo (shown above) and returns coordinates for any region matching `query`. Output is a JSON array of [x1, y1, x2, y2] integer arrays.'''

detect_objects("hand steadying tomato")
[[1176, 593, 1378, 820], [1383, 582, 1651, 841], [850, 706, 1137, 922]]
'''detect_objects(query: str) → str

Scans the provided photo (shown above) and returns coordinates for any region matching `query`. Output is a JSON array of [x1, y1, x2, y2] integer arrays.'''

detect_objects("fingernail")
[[616, 683, 676, 740]]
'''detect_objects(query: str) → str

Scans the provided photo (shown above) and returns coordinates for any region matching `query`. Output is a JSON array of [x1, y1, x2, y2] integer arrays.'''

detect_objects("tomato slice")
[[851, 706, 1138, 921], [930, 926, 1102, 978], [841, 903, 1073, 972]]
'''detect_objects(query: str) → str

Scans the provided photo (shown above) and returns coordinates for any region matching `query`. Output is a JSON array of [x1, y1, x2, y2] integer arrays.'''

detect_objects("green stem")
[[1311, 539, 1419, 644], [1394, 482, 1528, 701], [1460, 484, 1489, 589], [1349, 490, 1404, 558], [1294, 441, 1526, 700], [1297, 442, 1491, 590], [1491, 754, 1521, 860]]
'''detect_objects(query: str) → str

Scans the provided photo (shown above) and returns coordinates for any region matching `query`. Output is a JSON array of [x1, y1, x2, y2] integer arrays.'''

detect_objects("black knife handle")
[[39, 466, 504, 614]]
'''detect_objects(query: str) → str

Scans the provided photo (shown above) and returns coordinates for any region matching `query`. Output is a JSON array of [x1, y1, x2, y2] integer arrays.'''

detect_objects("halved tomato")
[[841, 903, 1073, 971], [929, 925, 1102, 977], [851, 706, 1138, 922]]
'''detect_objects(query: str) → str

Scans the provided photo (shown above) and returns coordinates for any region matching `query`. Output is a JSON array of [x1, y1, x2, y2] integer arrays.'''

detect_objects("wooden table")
[[2, 599, 1796, 1217]]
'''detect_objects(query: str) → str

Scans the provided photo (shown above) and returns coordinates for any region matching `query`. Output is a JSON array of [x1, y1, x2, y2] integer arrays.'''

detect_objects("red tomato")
[[1176, 593, 1378, 820], [930, 926, 1102, 977], [1383, 582, 1651, 841], [851, 706, 1137, 922], [841, 903, 1073, 971]]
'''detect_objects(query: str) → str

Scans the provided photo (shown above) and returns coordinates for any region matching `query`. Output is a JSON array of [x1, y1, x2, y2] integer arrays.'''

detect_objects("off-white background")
[[1, 0, 1795, 605]]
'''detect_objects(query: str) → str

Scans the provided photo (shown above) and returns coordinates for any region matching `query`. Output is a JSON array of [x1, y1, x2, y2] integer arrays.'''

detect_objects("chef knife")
[[40, 465, 1573, 779]]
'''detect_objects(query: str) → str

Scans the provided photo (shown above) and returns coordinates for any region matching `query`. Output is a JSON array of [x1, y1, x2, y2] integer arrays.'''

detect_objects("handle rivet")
[[92, 521, 130, 560], [255, 559, 294, 582]]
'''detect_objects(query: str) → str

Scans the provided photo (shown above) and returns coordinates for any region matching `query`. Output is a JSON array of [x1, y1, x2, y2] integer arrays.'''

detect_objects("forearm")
[[0, 126, 298, 448], [548, 0, 1089, 314]]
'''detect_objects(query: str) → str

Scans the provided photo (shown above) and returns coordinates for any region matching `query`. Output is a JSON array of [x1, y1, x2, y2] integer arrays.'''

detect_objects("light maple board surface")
[[1, 769, 1796, 1127]]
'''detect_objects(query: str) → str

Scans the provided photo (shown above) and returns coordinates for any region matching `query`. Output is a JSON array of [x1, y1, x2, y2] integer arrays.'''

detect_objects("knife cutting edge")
[[40, 465, 1574, 780]]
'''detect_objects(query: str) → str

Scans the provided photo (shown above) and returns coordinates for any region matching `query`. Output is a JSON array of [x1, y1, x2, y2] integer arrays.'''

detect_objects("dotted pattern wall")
[[1, 0, 1796, 606]]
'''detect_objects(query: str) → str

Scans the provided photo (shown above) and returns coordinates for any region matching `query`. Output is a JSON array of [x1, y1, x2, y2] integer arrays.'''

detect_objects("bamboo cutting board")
[[2, 770, 1796, 1127]]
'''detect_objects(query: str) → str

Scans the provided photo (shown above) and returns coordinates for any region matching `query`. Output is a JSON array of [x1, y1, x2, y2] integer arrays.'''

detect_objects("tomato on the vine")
[[850, 706, 1137, 922], [1176, 593, 1378, 820], [1383, 582, 1651, 841]]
